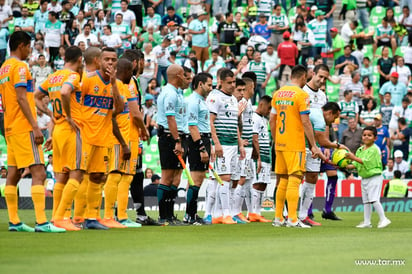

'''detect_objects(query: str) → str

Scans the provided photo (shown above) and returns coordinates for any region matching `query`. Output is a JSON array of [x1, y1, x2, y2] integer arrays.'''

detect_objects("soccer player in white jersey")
[[207, 68, 246, 224], [250, 95, 273, 220], [203, 67, 229, 224], [299, 64, 346, 226], [231, 78, 254, 224]]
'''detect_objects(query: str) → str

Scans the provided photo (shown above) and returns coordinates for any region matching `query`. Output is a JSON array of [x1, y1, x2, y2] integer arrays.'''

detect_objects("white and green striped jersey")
[[255, 0, 274, 17], [253, 112, 271, 163], [247, 61, 269, 84], [307, 19, 327, 47], [268, 14, 289, 34], [207, 89, 239, 146], [338, 100, 359, 125], [376, 24, 394, 42], [241, 98, 254, 148]]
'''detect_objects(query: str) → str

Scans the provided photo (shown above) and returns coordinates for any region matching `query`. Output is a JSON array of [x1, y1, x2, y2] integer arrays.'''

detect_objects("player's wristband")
[[336, 143, 341, 149], [199, 146, 207, 153], [175, 138, 181, 144]]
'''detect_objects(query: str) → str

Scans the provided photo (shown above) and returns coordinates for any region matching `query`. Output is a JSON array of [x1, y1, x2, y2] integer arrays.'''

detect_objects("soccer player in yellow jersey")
[[72, 46, 101, 224], [102, 58, 148, 228], [34, 46, 85, 231], [0, 31, 64, 232], [81, 47, 124, 230], [269, 65, 322, 228]]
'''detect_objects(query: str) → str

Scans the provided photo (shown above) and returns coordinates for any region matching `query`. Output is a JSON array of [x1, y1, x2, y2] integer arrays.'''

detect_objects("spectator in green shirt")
[[328, 27, 345, 60], [389, 19, 409, 46], [138, 23, 162, 48]]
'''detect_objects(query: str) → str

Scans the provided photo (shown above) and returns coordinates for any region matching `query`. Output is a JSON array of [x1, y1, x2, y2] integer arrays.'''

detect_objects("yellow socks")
[[103, 173, 122, 219], [86, 181, 103, 219], [275, 177, 288, 220], [117, 175, 133, 220], [52, 182, 65, 219], [31, 185, 47, 224], [54, 178, 80, 221], [286, 176, 302, 223], [74, 174, 89, 221], [4, 185, 20, 224]]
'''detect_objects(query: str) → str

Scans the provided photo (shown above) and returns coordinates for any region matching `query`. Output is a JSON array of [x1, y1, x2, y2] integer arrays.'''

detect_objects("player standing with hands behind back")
[[345, 126, 391, 228], [270, 65, 322, 228]]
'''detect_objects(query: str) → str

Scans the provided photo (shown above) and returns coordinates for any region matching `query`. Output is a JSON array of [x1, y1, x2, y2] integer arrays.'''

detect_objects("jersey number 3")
[[279, 111, 286, 134]]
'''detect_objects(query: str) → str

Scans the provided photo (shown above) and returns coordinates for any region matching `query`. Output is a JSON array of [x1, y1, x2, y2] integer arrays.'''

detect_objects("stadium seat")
[[395, 46, 406, 57], [370, 6, 386, 17], [326, 81, 340, 102], [394, 6, 402, 17], [369, 15, 381, 27]]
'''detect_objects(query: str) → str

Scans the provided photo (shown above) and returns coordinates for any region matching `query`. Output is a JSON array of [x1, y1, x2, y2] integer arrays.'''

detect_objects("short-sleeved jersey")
[[156, 83, 184, 132], [187, 91, 210, 133], [80, 71, 115, 147], [354, 144, 383, 178], [303, 84, 327, 110], [0, 57, 35, 136], [39, 69, 82, 125], [240, 98, 254, 148], [112, 82, 133, 145], [253, 112, 271, 163], [306, 108, 326, 148], [207, 89, 238, 146], [182, 90, 189, 134], [128, 79, 140, 142], [271, 85, 310, 152]]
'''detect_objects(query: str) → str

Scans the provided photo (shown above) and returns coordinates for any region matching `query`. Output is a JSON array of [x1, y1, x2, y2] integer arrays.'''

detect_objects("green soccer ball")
[[332, 149, 351, 168]]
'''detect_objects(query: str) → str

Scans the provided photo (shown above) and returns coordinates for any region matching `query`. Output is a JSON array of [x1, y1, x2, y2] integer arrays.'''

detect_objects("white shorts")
[[305, 147, 321, 172], [213, 145, 238, 176], [231, 147, 253, 180], [255, 161, 271, 184], [361, 175, 383, 203]]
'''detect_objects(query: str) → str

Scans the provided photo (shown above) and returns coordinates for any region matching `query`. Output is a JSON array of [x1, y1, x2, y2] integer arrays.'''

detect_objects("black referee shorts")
[[158, 133, 185, 170], [187, 134, 211, 172]]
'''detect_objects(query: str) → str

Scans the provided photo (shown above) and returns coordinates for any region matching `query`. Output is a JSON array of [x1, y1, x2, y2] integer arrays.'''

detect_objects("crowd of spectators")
[[1, 0, 412, 178]]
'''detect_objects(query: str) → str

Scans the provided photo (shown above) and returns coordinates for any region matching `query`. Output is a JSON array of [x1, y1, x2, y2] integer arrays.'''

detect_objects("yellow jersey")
[[39, 69, 82, 125], [128, 79, 140, 142], [271, 85, 310, 152], [112, 82, 133, 145], [80, 70, 117, 147], [0, 57, 36, 136]]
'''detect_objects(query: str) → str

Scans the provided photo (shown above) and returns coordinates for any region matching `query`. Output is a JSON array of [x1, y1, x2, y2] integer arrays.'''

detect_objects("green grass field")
[[0, 210, 411, 274]]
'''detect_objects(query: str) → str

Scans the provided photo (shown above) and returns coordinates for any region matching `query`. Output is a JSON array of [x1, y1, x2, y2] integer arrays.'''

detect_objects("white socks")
[[363, 203, 372, 224], [244, 179, 253, 213], [218, 181, 230, 217], [205, 179, 217, 217], [230, 185, 236, 216], [251, 188, 264, 215], [232, 184, 243, 216], [372, 201, 386, 222], [299, 182, 315, 220]]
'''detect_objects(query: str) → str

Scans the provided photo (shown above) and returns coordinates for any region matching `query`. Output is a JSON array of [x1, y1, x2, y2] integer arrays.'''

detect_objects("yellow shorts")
[[275, 150, 306, 176], [83, 143, 109, 174], [109, 141, 139, 175], [52, 122, 86, 173], [6, 131, 45, 168]]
